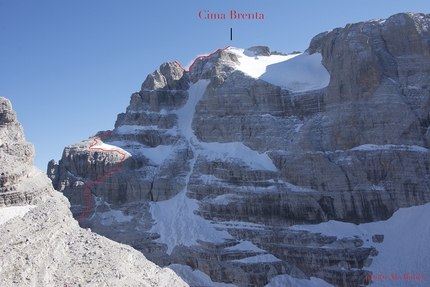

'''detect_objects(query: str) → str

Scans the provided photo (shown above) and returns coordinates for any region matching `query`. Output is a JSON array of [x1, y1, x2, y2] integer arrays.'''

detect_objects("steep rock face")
[[50, 13, 430, 287], [0, 97, 188, 287]]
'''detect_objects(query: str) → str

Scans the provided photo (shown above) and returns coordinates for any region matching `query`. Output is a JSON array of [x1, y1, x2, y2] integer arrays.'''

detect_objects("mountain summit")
[[49, 12, 430, 287]]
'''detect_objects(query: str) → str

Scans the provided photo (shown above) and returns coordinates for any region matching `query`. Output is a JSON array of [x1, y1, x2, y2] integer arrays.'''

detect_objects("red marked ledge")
[[174, 46, 231, 73], [77, 130, 126, 221], [78, 47, 231, 221]]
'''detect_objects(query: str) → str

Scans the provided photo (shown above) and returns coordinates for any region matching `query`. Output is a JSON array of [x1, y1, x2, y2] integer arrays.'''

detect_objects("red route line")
[[174, 46, 231, 73], [77, 46, 230, 221], [77, 130, 126, 221]]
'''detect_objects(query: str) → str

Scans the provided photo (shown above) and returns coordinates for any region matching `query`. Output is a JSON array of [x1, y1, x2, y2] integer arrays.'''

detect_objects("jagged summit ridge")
[[49, 12, 430, 287]]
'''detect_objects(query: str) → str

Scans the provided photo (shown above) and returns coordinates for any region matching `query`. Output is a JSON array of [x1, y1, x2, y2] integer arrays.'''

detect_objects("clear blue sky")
[[1, 0, 429, 171]]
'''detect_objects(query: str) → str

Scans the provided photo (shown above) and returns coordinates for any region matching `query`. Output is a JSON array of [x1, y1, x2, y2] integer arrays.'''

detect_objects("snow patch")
[[97, 209, 133, 226], [294, 123, 304, 132], [90, 196, 133, 226], [225, 240, 265, 252], [92, 141, 131, 156], [230, 47, 298, 78], [168, 264, 237, 287], [107, 140, 175, 165], [197, 174, 219, 184], [265, 275, 334, 287], [208, 193, 244, 205], [260, 53, 330, 92], [0, 205, 35, 225], [198, 141, 277, 171], [289, 203, 430, 287], [150, 190, 232, 254], [231, 254, 281, 263]]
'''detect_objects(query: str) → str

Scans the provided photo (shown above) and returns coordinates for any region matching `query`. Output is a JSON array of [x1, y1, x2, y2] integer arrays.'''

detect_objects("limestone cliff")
[[0, 97, 51, 206], [49, 12, 430, 287], [0, 97, 188, 287]]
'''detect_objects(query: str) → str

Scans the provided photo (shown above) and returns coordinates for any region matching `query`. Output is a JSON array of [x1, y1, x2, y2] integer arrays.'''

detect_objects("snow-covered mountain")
[[49, 12, 430, 287]]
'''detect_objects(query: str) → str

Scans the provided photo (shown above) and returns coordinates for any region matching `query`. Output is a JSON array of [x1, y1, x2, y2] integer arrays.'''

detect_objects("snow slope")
[[169, 264, 237, 287], [290, 202, 430, 287], [150, 189, 232, 254], [265, 275, 334, 287], [150, 80, 233, 254], [197, 141, 277, 171], [92, 141, 131, 155], [176, 79, 210, 139], [229, 47, 330, 92], [105, 140, 174, 165]]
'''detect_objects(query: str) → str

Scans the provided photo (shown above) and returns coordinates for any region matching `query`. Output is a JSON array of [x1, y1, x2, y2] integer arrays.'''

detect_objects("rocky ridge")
[[49, 12, 430, 287], [0, 97, 188, 287]]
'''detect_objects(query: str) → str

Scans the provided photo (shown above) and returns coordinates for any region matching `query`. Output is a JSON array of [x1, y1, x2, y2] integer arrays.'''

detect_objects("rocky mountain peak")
[[0, 97, 24, 144], [49, 13, 430, 287], [246, 46, 271, 56], [188, 48, 239, 85], [142, 61, 189, 91]]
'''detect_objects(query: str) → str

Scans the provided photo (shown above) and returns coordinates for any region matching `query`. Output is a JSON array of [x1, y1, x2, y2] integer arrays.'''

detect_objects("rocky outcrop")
[[50, 12, 430, 287], [0, 193, 188, 287], [0, 96, 188, 287], [0, 97, 52, 206]]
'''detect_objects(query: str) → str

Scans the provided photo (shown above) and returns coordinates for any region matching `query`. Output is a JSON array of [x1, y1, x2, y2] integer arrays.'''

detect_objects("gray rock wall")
[[49, 12, 430, 287]]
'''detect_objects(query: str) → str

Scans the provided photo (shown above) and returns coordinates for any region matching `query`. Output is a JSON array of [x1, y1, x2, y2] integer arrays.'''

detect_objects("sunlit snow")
[[0, 205, 35, 225], [150, 190, 232, 254], [92, 141, 131, 156], [229, 47, 330, 92], [176, 79, 210, 140]]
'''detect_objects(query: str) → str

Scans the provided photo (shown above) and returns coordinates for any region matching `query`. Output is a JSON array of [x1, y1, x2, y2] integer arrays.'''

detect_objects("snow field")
[[198, 141, 278, 172], [91, 141, 131, 156], [176, 79, 210, 140], [229, 47, 330, 92], [290, 202, 430, 287], [105, 140, 175, 166], [168, 264, 237, 287], [150, 189, 232, 254], [149, 79, 274, 256]]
